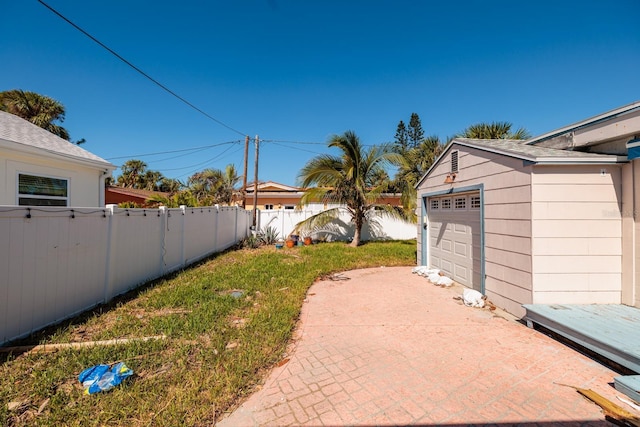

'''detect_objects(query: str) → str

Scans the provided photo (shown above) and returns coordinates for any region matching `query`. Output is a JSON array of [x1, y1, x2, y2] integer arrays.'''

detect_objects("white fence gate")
[[0, 204, 252, 345]]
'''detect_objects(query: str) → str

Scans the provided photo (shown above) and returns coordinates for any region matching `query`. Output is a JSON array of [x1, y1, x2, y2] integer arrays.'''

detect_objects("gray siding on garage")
[[417, 145, 533, 317]]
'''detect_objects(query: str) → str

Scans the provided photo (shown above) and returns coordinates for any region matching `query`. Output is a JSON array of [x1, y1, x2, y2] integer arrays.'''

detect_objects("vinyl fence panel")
[[0, 208, 109, 345], [182, 207, 218, 263], [258, 207, 417, 242], [0, 204, 251, 345], [162, 207, 185, 274], [105, 208, 165, 299]]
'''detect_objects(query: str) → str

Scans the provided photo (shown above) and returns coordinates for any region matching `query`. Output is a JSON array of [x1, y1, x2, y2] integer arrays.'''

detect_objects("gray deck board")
[[523, 304, 640, 374], [614, 375, 640, 402]]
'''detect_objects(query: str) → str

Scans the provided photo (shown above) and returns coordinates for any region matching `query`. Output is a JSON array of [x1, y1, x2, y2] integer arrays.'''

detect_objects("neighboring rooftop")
[[526, 100, 640, 146]]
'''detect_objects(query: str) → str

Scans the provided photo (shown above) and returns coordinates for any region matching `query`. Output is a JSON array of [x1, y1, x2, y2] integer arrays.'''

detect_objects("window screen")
[[18, 173, 68, 206]]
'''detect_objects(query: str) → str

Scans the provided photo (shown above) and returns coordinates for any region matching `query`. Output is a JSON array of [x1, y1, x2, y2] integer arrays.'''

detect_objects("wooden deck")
[[523, 304, 640, 374]]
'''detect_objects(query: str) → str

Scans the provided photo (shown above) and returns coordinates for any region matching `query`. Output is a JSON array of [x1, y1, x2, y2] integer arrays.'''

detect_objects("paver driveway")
[[218, 266, 634, 426]]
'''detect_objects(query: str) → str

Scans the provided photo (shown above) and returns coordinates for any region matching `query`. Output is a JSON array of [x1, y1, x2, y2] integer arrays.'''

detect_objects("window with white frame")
[[470, 195, 481, 209], [430, 199, 439, 210], [454, 196, 466, 210], [18, 173, 68, 206], [264, 204, 274, 210], [284, 205, 295, 210], [441, 198, 452, 210]]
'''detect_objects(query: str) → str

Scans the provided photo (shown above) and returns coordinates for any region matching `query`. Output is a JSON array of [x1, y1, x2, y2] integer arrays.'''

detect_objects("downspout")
[[99, 171, 108, 207]]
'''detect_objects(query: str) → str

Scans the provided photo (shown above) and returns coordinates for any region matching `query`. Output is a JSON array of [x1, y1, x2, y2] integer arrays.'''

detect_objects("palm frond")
[[292, 207, 343, 236]]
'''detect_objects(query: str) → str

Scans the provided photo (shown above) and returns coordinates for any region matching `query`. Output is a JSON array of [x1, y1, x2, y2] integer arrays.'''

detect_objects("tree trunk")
[[350, 214, 363, 247]]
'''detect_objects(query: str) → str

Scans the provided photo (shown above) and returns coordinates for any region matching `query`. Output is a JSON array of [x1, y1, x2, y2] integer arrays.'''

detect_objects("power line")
[[269, 141, 324, 155], [105, 140, 241, 160], [262, 138, 381, 147], [37, 0, 249, 137], [164, 145, 239, 172], [261, 139, 327, 145]]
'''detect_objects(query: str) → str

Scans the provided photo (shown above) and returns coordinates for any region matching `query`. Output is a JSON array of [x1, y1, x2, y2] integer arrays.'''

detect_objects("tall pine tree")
[[394, 120, 408, 152], [407, 112, 424, 148]]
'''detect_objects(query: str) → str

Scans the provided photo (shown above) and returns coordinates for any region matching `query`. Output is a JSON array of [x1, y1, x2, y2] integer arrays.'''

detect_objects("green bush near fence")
[[0, 240, 415, 426]]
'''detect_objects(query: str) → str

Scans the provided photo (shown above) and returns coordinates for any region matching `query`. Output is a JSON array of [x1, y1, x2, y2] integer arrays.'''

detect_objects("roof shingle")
[[0, 110, 114, 168]]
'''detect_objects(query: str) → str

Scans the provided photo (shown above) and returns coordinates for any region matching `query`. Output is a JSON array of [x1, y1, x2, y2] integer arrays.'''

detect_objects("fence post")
[[212, 205, 218, 253], [179, 205, 186, 268], [103, 204, 117, 302], [159, 206, 167, 275], [233, 206, 238, 244]]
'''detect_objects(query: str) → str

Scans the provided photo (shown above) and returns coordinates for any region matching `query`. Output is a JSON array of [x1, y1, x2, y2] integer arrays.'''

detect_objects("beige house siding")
[[530, 164, 623, 305], [1, 150, 106, 207], [622, 160, 640, 308], [418, 145, 533, 317]]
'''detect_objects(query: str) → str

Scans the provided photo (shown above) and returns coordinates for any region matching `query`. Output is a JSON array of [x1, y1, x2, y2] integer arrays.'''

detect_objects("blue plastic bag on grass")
[[78, 362, 133, 395]]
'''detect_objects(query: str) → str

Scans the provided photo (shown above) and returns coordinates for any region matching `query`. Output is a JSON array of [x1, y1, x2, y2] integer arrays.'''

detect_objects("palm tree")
[[0, 89, 71, 140], [457, 121, 530, 140], [188, 168, 219, 205], [147, 190, 197, 208], [158, 178, 183, 194], [187, 164, 242, 206], [393, 136, 443, 216], [117, 159, 148, 188], [297, 131, 406, 247], [214, 164, 242, 205], [142, 170, 163, 191]]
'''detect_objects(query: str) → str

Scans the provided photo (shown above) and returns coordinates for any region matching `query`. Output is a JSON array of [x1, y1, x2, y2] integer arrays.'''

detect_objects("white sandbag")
[[436, 276, 454, 287], [428, 273, 441, 283], [412, 266, 441, 278], [412, 266, 428, 276], [462, 288, 485, 308]]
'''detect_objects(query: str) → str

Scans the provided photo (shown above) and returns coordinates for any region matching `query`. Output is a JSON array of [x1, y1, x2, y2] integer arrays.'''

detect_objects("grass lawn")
[[1, 240, 416, 426]]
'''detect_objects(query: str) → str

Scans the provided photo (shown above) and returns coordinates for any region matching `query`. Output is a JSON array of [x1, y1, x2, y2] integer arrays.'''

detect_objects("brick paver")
[[217, 267, 636, 426]]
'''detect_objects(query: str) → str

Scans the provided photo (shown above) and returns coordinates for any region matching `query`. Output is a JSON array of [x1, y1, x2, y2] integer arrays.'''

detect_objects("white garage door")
[[427, 192, 481, 291]]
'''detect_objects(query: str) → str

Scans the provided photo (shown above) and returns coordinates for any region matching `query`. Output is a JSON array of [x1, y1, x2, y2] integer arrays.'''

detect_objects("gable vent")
[[451, 151, 459, 173]]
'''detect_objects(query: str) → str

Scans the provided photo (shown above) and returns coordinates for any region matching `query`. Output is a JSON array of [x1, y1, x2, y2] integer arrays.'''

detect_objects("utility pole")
[[252, 135, 259, 228], [242, 135, 249, 209]]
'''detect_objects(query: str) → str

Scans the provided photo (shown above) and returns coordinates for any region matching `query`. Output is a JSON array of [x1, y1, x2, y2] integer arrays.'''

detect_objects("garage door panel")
[[454, 265, 469, 282], [427, 192, 481, 291], [454, 223, 468, 233], [454, 242, 467, 257]]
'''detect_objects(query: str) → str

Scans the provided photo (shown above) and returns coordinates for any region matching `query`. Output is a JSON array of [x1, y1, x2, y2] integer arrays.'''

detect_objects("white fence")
[[258, 207, 417, 242], [0, 204, 252, 345]]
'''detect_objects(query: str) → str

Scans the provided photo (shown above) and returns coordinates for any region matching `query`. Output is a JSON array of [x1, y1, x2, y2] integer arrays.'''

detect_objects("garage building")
[[416, 102, 639, 318]]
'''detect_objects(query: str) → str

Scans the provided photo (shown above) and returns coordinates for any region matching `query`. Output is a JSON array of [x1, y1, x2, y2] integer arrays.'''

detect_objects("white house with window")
[[0, 111, 115, 207]]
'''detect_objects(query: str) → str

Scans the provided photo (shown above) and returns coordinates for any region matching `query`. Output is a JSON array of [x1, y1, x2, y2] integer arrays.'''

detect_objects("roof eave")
[[533, 156, 627, 165], [526, 100, 640, 145], [0, 139, 116, 172]]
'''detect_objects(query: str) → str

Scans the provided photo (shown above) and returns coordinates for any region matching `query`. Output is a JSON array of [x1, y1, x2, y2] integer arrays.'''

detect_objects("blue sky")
[[3, 1, 639, 186]]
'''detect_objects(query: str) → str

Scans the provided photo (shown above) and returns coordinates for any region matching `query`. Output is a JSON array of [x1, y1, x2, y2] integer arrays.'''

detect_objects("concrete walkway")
[[218, 267, 634, 426]]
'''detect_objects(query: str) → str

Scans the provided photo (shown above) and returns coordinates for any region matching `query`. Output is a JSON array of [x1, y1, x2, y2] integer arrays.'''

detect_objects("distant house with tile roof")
[[244, 180, 402, 211], [0, 110, 116, 207]]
